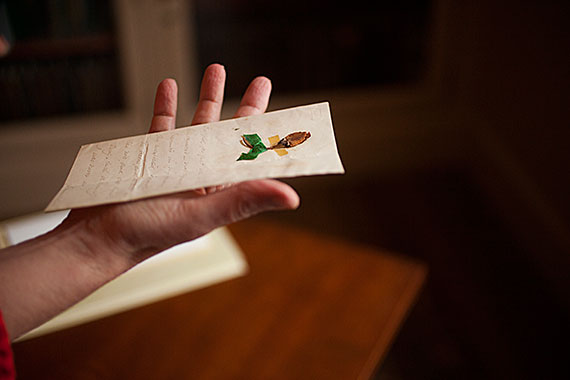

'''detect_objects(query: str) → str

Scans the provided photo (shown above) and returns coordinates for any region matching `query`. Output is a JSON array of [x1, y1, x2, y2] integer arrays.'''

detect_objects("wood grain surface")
[[12, 219, 426, 379]]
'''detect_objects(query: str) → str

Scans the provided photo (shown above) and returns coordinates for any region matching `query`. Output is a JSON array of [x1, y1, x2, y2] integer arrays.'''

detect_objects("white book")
[[0, 211, 248, 341]]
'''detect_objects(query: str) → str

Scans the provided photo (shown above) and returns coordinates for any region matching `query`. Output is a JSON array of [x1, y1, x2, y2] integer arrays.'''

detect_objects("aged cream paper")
[[46, 102, 344, 211]]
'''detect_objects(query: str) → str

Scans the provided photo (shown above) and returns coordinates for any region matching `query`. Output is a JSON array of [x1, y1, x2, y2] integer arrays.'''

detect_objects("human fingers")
[[149, 78, 178, 133], [191, 63, 226, 125], [180, 179, 299, 233], [233, 76, 272, 118], [203, 76, 270, 194]]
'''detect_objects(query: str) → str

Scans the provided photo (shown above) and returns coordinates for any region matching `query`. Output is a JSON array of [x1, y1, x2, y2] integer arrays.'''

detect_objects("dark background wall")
[[263, 1, 570, 378]]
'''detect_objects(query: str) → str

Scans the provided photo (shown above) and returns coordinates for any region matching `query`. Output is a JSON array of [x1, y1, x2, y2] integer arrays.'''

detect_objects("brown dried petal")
[[272, 131, 311, 149]]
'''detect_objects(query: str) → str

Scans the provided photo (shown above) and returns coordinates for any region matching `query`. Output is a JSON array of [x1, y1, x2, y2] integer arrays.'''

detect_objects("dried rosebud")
[[271, 131, 311, 149]]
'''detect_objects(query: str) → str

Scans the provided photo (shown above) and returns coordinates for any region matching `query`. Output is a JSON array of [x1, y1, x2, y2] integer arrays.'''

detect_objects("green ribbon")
[[237, 134, 267, 161]]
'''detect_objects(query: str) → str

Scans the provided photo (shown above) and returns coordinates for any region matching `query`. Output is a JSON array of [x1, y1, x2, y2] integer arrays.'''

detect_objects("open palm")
[[64, 64, 299, 263]]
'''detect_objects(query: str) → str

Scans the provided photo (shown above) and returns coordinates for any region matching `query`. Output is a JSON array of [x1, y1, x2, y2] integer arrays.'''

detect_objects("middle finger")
[[191, 63, 226, 126]]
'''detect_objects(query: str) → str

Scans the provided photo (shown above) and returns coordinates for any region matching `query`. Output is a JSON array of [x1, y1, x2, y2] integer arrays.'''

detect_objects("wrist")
[[0, 214, 136, 339], [53, 213, 136, 279]]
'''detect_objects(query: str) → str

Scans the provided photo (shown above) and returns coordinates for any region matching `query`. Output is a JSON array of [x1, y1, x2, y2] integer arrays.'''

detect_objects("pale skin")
[[0, 64, 300, 340]]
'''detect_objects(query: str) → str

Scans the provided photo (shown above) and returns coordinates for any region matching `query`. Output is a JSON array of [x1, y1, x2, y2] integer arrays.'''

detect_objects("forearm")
[[0, 218, 134, 340]]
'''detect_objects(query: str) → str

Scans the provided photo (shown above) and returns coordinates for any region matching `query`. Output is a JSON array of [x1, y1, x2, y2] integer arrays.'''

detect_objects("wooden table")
[[12, 220, 426, 379]]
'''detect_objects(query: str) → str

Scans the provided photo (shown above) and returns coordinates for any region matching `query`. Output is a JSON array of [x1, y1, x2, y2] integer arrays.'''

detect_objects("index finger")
[[233, 76, 272, 118]]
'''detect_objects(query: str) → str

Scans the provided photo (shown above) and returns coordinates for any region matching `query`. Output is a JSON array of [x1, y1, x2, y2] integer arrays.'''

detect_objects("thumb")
[[186, 179, 299, 232]]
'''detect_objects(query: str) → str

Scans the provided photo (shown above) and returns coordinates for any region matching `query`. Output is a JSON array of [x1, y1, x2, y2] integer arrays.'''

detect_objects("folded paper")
[[46, 102, 344, 212]]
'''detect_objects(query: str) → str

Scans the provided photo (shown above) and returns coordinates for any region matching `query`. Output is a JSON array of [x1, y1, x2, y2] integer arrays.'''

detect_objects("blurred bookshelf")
[[0, 0, 123, 122], [0, 0, 436, 219]]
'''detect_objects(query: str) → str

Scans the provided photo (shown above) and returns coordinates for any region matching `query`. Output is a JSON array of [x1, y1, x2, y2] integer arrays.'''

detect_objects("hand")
[[63, 64, 299, 265], [1, 64, 298, 339]]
